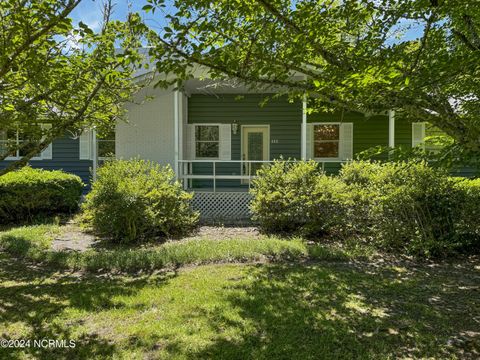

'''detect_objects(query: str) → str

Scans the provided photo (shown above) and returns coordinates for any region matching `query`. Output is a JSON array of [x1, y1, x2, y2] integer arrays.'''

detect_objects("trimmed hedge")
[[339, 161, 463, 257], [82, 159, 199, 243], [251, 160, 480, 258], [0, 167, 84, 223], [250, 160, 350, 236]]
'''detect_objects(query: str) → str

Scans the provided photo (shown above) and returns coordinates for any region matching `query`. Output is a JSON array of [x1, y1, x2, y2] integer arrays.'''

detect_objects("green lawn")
[[0, 224, 478, 359], [0, 253, 478, 359], [0, 224, 363, 272]]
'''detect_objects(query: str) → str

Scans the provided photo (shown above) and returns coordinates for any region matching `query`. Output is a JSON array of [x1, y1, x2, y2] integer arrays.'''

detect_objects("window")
[[195, 125, 219, 158], [0, 125, 48, 160], [412, 122, 451, 153], [313, 124, 340, 158], [0, 129, 17, 158], [425, 123, 448, 153], [98, 130, 115, 159]]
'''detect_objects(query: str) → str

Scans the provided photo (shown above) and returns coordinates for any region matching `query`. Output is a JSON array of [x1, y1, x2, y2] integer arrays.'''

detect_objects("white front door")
[[242, 126, 269, 182]]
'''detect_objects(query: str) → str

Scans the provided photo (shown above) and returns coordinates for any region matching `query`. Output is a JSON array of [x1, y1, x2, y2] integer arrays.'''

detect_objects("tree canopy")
[[0, 0, 148, 174], [145, 0, 480, 165]]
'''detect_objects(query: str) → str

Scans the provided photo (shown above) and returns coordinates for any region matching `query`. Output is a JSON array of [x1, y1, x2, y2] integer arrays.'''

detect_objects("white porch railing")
[[178, 159, 347, 193]]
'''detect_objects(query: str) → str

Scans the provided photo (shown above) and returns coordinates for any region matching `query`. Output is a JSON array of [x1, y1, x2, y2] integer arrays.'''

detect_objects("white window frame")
[[194, 123, 221, 160], [311, 122, 342, 161], [0, 125, 51, 161]]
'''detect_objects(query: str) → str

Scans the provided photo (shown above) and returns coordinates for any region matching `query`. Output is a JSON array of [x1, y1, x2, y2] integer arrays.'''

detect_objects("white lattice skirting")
[[191, 192, 253, 222]]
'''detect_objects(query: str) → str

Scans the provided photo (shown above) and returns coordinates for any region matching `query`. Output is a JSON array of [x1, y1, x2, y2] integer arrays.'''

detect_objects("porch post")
[[301, 95, 307, 160], [92, 128, 98, 181], [174, 88, 180, 177], [388, 110, 395, 148], [178, 92, 183, 165]]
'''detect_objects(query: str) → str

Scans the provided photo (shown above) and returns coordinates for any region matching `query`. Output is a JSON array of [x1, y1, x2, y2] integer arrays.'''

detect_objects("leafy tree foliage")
[[145, 0, 480, 164], [0, 0, 149, 174]]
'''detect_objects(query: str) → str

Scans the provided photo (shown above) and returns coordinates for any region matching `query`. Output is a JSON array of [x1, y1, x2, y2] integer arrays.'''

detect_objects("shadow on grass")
[[0, 251, 479, 359], [0, 255, 175, 359], [189, 262, 480, 359]]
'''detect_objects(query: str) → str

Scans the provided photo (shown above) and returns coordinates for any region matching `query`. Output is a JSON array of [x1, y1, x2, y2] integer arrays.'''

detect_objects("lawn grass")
[[0, 225, 369, 272], [0, 224, 61, 260], [0, 255, 478, 359]]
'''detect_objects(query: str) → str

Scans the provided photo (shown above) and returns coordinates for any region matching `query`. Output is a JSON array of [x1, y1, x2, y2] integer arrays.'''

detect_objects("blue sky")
[[71, 0, 424, 41], [71, 0, 171, 32]]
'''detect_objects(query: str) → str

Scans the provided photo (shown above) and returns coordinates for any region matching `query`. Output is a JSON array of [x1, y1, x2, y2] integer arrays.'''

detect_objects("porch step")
[[191, 192, 253, 223]]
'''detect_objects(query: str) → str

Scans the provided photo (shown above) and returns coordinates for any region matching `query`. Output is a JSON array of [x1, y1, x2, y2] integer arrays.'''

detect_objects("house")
[[0, 75, 467, 220]]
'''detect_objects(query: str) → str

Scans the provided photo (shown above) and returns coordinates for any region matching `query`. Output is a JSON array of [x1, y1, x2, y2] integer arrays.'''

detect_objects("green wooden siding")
[[188, 94, 302, 160], [307, 110, 393, 173], [395, 115, 413, 148], [188, 94, 301, 188], [187, 94, 398, 187], [307, 111, 387, 153], [187, 94, 475, 188]]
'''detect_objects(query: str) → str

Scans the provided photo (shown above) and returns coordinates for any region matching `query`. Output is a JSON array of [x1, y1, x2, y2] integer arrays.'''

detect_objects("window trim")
[[194, 123, 221, 160], [0, 125, 49, 161], [311, 122, 342, 161]]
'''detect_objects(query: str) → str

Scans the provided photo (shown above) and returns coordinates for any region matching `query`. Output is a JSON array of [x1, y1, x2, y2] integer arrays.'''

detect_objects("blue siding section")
[[0, 135, 92, 189]]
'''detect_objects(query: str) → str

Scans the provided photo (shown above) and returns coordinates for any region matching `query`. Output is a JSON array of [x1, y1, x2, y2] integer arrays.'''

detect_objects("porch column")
[[301, 95, 307, 160], [388, 110, 395, 148], [92, 128, 98, 181], [178, 93, 184, 164], [174, 88, 180, 177]]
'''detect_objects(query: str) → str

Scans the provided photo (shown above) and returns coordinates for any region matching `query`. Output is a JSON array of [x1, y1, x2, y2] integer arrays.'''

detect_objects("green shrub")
[[250, 160, 319, 233], [250, 160, 349, 236], [82, 159, 199, 243], [451, 178, 480, 251], [0, 167, 83, 223], [339, 161, 475, 257]]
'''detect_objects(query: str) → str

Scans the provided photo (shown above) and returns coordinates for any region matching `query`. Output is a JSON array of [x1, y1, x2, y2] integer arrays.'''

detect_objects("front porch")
[[170, 84, 400, 194], [180, 159, 347, 221], [178, 159, 347, 193]]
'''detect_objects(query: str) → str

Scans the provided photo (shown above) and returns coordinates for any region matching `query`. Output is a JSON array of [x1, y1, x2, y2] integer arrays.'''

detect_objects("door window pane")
[[248, 132, 263, 161]]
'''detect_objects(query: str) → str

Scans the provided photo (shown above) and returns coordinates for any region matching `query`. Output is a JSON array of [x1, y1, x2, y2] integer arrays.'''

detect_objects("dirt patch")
[[181, 226, 262, 241], [51, 224, 97, 252], [51, 224, 263, 252]]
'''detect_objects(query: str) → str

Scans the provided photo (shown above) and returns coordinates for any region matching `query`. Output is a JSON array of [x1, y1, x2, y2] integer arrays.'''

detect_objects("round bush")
[[339, 160, 476, 257], [82, 159, 199, 243], [0, 167, 84, 223], [250, 160, 349, 236]]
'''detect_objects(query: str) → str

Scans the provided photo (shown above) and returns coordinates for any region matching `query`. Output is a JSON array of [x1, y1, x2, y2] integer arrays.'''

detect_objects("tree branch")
[[0, 0, 81, 79], [255, 0, 352, 70]]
